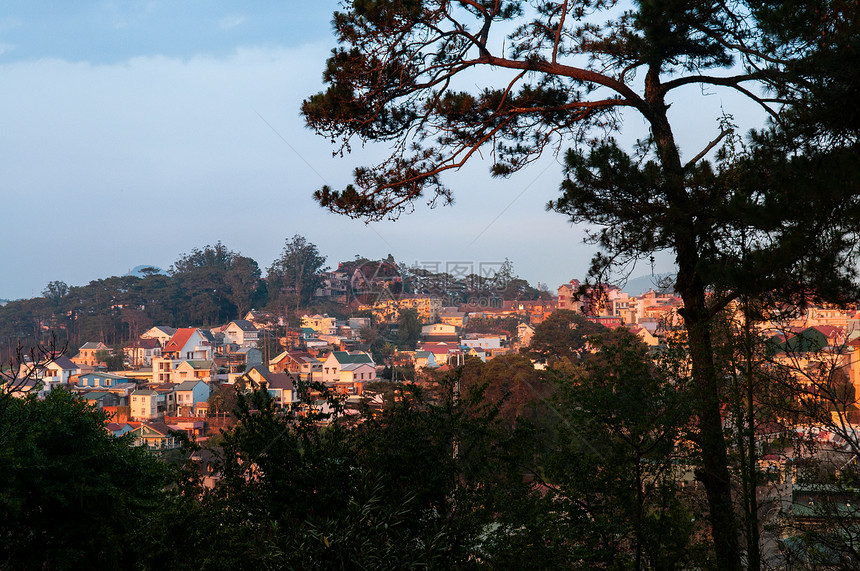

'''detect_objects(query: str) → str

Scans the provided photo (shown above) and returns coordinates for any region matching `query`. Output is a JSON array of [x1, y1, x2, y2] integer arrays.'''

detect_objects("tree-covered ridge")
[[0, 238, 547, 362]]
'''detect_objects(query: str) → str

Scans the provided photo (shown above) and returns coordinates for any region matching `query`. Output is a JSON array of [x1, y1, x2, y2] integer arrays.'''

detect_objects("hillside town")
[[9, 269, 860, 460], [7, 276, 860, 567]]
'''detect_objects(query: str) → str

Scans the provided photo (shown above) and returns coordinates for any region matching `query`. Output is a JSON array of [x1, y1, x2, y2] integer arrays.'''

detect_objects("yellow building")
[[301, 314, 336, 335], [361, 295, 442, 324]]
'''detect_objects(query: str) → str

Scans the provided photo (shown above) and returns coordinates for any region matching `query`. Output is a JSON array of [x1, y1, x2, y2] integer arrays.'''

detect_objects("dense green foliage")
[[0, 390, 168, 570], [0, 326, 722, 570], [395, 307, 422, 349], [6, 319, 860, 568], [267, 235, 329, 313]]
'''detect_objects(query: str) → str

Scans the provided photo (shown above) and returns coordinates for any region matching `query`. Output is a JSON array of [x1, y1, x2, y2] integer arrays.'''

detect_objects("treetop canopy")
[[302, 0, 834, 221]]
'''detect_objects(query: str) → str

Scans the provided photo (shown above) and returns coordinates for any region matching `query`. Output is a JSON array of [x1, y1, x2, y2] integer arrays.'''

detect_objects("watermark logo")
[[345, 259, 510, 308]]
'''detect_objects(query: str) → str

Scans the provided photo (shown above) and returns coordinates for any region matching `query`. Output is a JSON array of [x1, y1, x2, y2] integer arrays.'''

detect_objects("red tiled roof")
[[164, 328, 196, 353]]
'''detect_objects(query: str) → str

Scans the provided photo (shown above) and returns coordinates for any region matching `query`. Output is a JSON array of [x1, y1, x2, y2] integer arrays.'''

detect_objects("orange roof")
[[164, 328, 197, 353]]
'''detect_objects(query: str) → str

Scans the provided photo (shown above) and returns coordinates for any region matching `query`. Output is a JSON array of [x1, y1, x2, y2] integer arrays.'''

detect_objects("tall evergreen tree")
[[267, 235, 328, 313], [302, 2, 860, 567]]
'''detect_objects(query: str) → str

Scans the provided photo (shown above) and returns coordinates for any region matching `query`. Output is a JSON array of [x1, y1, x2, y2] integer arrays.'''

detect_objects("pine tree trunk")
[[678, 274, 742, 571], [645, 69, 742, 568]]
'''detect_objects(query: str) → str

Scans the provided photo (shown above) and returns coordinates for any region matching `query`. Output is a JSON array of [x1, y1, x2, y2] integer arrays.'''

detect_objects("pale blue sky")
[[0, 2, 764, 300]]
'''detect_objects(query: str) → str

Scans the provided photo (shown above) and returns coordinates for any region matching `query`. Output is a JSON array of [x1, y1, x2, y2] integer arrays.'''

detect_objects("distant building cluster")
[[8, 273, 860, 510]]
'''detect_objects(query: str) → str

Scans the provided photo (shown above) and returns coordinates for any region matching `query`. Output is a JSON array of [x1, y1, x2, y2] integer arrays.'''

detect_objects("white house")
[[131, 389, 159, 420], [338, 362, 376, 394], [162, 328, 214, 361], [322, 351, 375, 384], [462, 335, 502, 350], [224, 320, 259, 349], [43, 356, 80, 384], [141, 326, 177, 347]]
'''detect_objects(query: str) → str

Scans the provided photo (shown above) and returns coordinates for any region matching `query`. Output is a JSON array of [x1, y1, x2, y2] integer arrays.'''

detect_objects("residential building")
[[627, 325, 660, 347], [241, 366, 300, 408], [503, 300, 554, 324], [43, 356, 81, 384], [461, 334, 502, 351], [130, 422, 181, 451], [314, 269, 351, 303], [517, 323, 535, 347], [223, 319, 260, 348], [71, 342, 109, 367], [151, 356, 174, 383], [172, 360, 216, 383], [77, 371, 131, 388], [270, 350, 322, 380], [131, 389, 159, 420], [244, 310, 283, 329], [174, 380, 210, 413], [338, 362, 376, 394], [124, 338, 162, 367], [321, 351, 376, 384], [415, 351, 439, 369], [362, 294, 443, 324], [421, 322, 460, 342], [301, 314, 336, 335], [440, 307, 468, 328], [417, 342, 462, 366], [557, 280, 585, 313], [141, 326, 177, 346], [216, 348, 261, 375], [161, 328, 214, 361]]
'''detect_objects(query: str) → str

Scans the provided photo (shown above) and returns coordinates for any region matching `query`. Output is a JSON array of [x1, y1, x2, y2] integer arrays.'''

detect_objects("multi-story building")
[[124, 338, 162, 367], [301, 314, 337, 335], [71, 342, 109, 367], [362, 295, 442, 324], [130, 389, 159, 420]]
